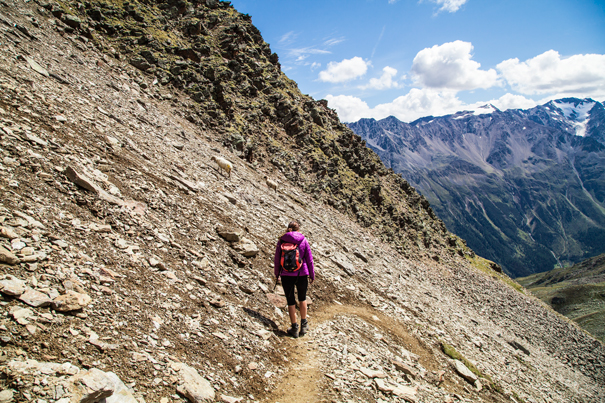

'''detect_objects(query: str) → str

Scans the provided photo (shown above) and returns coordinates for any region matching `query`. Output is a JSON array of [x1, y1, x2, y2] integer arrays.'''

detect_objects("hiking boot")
[[287, 323, 299, 338], [300, 319, 309, 337]]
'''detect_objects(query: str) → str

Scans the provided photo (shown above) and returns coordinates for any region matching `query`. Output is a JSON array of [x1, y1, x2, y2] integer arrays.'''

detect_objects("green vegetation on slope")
[[517, 253, 605, 342]]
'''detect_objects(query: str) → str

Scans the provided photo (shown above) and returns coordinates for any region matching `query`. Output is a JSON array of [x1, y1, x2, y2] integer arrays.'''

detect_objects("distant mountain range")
[[348, 98, 605, 277]]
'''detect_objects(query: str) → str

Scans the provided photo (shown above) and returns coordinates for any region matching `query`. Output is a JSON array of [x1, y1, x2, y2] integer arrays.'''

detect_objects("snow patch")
[[573, 121, 588, 137], [553, 100, 594, 122], [552, 99, 595, 136]]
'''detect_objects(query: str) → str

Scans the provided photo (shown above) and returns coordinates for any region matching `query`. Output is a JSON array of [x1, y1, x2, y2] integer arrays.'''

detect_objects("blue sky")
[[229, 0, 605, 122]]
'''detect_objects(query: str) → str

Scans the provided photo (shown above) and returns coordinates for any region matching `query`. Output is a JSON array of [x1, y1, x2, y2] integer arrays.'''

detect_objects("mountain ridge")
[[348, 98, 605, 277]]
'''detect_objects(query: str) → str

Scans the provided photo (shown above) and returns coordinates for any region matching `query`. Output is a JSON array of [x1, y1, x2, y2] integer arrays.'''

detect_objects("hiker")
[[274, 220, 315, 338]]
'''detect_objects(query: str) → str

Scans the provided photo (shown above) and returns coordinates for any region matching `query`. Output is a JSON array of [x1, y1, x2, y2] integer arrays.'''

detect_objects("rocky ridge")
[[0, 0, 604, 402]]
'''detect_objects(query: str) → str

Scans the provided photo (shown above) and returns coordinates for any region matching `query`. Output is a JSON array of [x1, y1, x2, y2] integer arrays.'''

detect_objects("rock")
[[68, 368, 114, 402], [25, 133, 48, 147], [266, 293, 287, 308], [0, 275, 26, 296], [13, 211, 44, 229], [392, 384, 417, 401], [232, 238, 259, 257], [52, 239, 69, 248], [331, 252, 356, 276], [0, 389, 14, 403], [220, 395, 243, 403], [354, 250, 369, 263], [24, 56, 49, 77], [359, 367, 387, 378], [149, 257, 166, 270], [0, 246, 20, 265], [19, 288, 52, 307], [222, 192, 237, 204], [11, 307, 33, 324], [52, 290, 92, 311], [239, 283, 258, 294], [169, 174, 198, 192], [11, 240, 26, 251], [170, 362, 215, 403], [217, 228, 244, 242], [452, 360, 477, 383], [375, 379, 395, 393], [89, 223, 112, 233], [19, 246, 34, 256], [61, 14, 82, 28], [89, 332, 119, 351], [392, 360, 417, 379], [0, 226, 18, 239], [104, 371, 139, 403], [64, 166, 123, 206]]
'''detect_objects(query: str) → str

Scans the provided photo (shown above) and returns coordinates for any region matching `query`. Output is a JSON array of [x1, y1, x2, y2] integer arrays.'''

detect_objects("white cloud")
[[360, 66, 401, 90], [279, 31, 296, 45], [411, 41, 499, 91], [319, 57, 370, 83], [497, 51, 605, 98], [324, 37, 345, 47], [486, 94, 538, 111], [326, 91, 542, 123], [427, 0, 468, 13], [326, 89, 464, 122]]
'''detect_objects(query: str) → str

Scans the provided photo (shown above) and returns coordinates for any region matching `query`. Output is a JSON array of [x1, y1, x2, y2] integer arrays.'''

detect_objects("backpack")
[[280, 242, 303, 273]]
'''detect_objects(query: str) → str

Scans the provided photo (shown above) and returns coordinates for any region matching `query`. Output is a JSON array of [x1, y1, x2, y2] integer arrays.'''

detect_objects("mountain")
[[517, 253, 605, 342], [0, 0, 604, 402], [348, 99, 605, 278]]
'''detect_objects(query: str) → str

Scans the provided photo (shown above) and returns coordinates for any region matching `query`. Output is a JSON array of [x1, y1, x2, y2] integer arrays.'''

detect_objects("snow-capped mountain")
[[347, 98, 605, 277]]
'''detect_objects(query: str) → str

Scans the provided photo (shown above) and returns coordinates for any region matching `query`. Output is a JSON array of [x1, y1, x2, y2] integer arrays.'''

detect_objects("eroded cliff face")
[[0, 0, 604, 402], [349, 100, 605, 278]]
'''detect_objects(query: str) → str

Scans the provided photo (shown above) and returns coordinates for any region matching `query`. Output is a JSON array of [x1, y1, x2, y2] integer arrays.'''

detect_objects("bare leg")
[[288, 304, 297, 324], [300, 300, 308, 320]]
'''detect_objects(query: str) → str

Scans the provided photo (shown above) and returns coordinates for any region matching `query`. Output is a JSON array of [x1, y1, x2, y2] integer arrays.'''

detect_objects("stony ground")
[[0, 1, 604, 403]]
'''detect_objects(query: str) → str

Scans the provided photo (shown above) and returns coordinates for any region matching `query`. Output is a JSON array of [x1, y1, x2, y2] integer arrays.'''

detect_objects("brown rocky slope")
[[0, 0, 603, 402]]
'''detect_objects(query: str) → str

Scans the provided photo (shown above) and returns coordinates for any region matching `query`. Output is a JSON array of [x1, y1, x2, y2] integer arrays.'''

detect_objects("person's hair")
[[279, 220, 300, 240]]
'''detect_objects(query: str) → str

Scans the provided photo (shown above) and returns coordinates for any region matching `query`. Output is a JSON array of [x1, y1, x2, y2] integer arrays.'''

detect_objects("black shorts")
[[281, 275, 308, 306]]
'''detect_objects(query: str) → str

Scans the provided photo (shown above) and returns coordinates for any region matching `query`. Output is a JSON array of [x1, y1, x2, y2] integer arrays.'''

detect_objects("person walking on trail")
[[274, 220, 315, 338]]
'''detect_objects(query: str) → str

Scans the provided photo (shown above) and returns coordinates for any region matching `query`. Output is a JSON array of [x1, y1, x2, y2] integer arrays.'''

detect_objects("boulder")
[[453, 359, 477, 383], [392, 359, 417, 379], [19, 288, 52, 307], [68, 368, 114, 403], [52, 290, 92, 311], [0, 226, 19, 239], [0, 246, 20, 265], [392, 384, 418, 401], [171, 362, 215, 402], [104, 371, 139, 403], [217, 228, 244, 242], [0, 389, 14, 403], [0, 275, 26, 296], [232, 238, 259, 257]]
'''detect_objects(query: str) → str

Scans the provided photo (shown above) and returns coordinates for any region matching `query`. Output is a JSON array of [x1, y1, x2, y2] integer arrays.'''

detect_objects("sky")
[[228, 0, 605, 123]]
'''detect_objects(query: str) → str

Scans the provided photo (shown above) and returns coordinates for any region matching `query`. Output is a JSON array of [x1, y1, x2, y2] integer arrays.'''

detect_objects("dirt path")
[[266, 303, 453, 403]]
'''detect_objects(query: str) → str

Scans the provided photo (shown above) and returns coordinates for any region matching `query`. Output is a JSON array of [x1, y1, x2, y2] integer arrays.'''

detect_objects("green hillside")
[[518, 254, 605, 342]]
